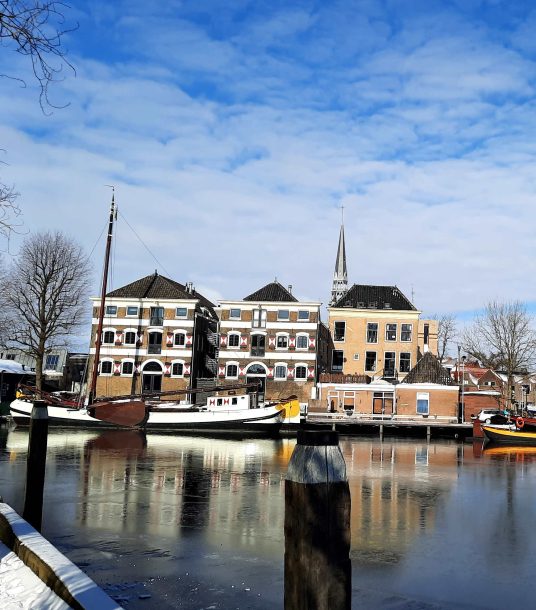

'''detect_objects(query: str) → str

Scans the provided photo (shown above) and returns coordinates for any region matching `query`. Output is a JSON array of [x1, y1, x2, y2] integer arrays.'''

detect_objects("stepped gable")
[[243, 281, 298, 302], [332, 284, 416, 310], [106, 272, 216, 313], [402, 352, 455, 385]]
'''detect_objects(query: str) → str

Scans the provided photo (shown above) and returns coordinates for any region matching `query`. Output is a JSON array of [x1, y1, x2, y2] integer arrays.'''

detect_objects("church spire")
[[330, 205, 348, 305]]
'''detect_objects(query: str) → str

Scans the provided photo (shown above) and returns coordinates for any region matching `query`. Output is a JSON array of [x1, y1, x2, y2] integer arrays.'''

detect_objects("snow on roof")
[[0, 360, 34, 375]]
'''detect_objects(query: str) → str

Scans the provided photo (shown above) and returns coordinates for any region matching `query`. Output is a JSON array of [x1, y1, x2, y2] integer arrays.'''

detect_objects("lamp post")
[[461, 356, 466, 422]]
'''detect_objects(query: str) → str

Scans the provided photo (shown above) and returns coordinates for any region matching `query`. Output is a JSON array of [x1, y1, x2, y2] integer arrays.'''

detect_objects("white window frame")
[[175, 307, 188, 319], [274, 362, 288, 380], [333, 321, 346, 342], [417, 392, 430, 415], [126, 306, 139, 317], [253, 308, 267, 328], [121, 359, 135, 377], [225, 361, 239, 379], [122, 328, 138, 346], [385, 323, 397, 342], [229, 308, 241, 320], [298, 310, 310, 321], [173, 330, 187, 347], [227, 332, 241, 348], [99, 358, 114, 376], [171, 359, 185, 378], [276, 332, 289, 350], [294, 363, 308, 380], [365, 351, 377, 372], [277, 309, 290, 321], [401, 323, 412, 342], [296, 333, 309, 350], [102, 328, 117, 345], [105, 305, 117, 316], [366, 323, 378, 344], [399, 352, 411, 373]]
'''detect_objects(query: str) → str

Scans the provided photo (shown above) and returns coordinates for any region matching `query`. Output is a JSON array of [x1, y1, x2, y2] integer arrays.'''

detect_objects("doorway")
[[246, 363, 267, 404], [142, 361, 163, 393]]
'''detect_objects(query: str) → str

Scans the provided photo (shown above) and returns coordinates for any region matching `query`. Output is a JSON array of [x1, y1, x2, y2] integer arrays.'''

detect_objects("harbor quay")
[[1, 425, 536, 609]]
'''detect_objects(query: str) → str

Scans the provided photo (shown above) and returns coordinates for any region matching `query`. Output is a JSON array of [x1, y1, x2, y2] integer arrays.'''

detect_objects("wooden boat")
[[482, 424, 536, 446]]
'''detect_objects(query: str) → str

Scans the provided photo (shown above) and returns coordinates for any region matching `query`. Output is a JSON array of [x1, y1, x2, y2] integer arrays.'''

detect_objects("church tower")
[[330, 211, 348, 305]]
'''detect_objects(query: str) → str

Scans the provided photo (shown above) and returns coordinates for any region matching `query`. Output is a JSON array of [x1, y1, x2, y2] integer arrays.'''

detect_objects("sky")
[[0, 0, 535, 322]]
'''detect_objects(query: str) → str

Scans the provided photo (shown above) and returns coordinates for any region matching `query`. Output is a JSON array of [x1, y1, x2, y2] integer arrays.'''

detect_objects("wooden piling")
[[285, 430, 351, 610], [22, 401, 49, 532]]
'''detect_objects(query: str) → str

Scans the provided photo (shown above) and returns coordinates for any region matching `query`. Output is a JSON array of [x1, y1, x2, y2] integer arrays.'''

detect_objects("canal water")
[[0, 426, 535, 609]]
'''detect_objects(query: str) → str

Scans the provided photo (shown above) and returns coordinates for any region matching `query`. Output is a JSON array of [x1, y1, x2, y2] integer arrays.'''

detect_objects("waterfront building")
[[217, 281, 328, 404], [88, 272, 218, 398]]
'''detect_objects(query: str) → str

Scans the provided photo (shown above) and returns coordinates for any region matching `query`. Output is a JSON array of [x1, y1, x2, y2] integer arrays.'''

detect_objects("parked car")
[[472, 409, 503, 424]]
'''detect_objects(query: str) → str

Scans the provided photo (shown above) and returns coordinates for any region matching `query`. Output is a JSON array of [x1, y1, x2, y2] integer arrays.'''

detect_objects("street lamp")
[[461, 355, 467, 422]]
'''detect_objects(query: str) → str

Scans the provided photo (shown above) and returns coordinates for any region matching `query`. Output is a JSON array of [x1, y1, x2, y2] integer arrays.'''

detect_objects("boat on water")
[[482, 418, 536, 446], [9, 193, 301, 435], [10, 391, 299, 434]]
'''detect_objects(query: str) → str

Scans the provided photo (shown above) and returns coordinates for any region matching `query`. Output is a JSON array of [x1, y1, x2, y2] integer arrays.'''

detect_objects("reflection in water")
[[2, 429, 536, 609]]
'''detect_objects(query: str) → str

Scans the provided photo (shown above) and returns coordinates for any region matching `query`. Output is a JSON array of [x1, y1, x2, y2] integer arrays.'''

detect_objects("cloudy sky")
[[0, 0, 535, 320]]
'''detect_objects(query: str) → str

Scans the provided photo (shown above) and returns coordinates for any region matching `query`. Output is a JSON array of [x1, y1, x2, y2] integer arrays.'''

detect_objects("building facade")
[[327, 284, 438, 382], [217, 282, 326, 404], [88, 272, 218, 398]]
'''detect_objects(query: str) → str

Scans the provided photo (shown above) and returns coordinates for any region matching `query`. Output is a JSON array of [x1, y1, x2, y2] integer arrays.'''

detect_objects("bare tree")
[[3, 231, 91, 393], [463, 301, 536, 409], [433, 314, 457, 364]]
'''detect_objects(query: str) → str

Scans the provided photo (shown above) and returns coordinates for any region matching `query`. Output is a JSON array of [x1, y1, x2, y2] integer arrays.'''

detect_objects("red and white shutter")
[[307, 367, 315, 379], [308, 337, 316, 350], [268, 336, 276, 348], [137, 332, 143, 345], [164, 363, 171, 376], [220, 334, 227, 347], [289, 336, 296, 349], [115, 331, 123, 345], [113, 362, 121, 375], [185, 334, 193, 347], [208, 397, 217, 407], [184, 364, 191, 376], [239, 367, 247, 377], [240, 336, 248, 348], [166, 333, 173, 346], [218, 366, 225, 377], [267, 367, 274, 378], [287, 367, 294, 379], [135, 363, 141, 374]]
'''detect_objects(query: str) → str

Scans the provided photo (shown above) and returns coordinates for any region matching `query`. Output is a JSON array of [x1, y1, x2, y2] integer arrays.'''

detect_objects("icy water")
[[0, 426, 535, 609]]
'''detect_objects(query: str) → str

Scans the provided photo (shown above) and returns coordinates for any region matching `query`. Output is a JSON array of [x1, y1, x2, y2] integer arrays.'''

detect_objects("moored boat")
[[482, 424, 536, 446]]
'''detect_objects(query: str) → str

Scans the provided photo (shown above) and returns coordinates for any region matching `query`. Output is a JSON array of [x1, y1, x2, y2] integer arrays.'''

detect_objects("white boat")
[[9, 393, 299, 434]]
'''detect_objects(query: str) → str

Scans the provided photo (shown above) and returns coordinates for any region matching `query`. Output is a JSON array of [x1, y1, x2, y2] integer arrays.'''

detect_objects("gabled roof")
[[106, 272, 215, 311], [244, 281, 298, 302], [332, 284, 416, 310], [402, 352, 455, 385]]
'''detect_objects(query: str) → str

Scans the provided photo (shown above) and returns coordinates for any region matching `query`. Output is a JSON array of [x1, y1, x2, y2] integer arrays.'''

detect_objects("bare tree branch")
[[432, 314, 457, 364]]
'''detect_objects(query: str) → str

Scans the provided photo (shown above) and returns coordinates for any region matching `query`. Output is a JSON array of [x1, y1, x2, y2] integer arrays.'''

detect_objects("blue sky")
[[0, 0, 535, 319]]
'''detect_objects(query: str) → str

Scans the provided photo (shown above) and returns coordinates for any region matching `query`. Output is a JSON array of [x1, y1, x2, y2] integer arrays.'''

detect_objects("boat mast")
[[88, 191, 116, 404]]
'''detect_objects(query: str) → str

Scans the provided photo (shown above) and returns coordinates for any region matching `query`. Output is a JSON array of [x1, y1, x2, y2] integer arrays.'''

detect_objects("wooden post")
[[285, 430, 351, 610], [426, 426, 431, 442], [379, 424, 384, 440], [22, 400, 49, 532]]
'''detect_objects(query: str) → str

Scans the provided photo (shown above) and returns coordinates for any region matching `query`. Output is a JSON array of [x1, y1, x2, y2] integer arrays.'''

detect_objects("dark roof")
[[332, 284, 416, 310], [402, 352, 455, 385], [107, 272, 216, 312], [244, 281, 298, 302]]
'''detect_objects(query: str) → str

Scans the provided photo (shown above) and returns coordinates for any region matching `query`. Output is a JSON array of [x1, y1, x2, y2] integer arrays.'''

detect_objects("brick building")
[[217, 281, 327, 404], [88, 272, 218, 398]]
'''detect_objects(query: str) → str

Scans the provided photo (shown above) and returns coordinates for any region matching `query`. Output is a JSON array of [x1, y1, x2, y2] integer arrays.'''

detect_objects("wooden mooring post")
[[22, 400, 49, 532], [285, 429, 351, 610]]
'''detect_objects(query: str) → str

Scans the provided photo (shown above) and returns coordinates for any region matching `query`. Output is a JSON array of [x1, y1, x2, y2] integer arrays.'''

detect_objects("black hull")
[[483, 426, 536, 446]]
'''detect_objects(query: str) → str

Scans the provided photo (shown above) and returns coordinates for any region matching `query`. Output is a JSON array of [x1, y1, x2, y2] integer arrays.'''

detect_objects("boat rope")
[[118, 209, 172, 278]]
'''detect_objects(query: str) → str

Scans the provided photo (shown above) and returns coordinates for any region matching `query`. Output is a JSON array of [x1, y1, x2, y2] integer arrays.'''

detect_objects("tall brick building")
[[217, 282, 328, 404], [88, 272, 218, 398]]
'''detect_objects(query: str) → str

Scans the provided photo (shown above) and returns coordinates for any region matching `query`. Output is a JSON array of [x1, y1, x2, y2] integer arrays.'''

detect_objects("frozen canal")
[[0, 426, 535, 609]]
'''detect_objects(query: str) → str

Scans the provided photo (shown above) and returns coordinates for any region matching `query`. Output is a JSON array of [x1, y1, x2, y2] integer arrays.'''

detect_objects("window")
[[298, 310, 309, 320], [45, 355, 59, 369], [296, 335, 308, 349], [332, 350, 344, 372], [100, 361, 112, 375], [334, 321, 346, 342], [278, 309, 290, 320], [400, 353, 411, 373], [175, 307, 187, 318], [365, 352, 376, 372], [228, 333, 240, 348], [384, 352, 396, 377], [226, 363, 238, 378], [172, 362, 184, 377], [126, 306, 138, 316], [148, 332, 162, 354], [124, 331, 136, 345], [253, 308, 267, 328], [150, 307, 164, 326], [275, 364, 287, 379], [103, 330, 115, 344], [424, 323, 429, 345], [295, 365, 307, 379], [417, 392, 429, 415], [230, 308, 241, 319], [106, 305, 117, 315], [401, 324, 412, 342], [367, 323, 378, 343], [386, 324, 397, 341], [251, 334, 265, 357], [277, 334, 288, 349], [121, 361, 134, 375], [174, 333, 186, 347]]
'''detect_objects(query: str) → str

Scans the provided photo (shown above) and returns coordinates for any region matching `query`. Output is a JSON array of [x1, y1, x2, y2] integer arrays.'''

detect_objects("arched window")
[[99, 359, 113, 375], [247, 363, 267, 375], [148, 332, 162, 354], [296, 334, 309, 350], [171, 361, 184, 377], [228, 333, 240, 348], [143, 361, 163, 373], [124, 331, 136, 345], [102, 330, 115, 344], [226, 362, 239, 378], [274, 363, 287, 380], [174, 332, 186, 347], [121, 361, 134, 376], [276, 333, 289, 349], [295, 365, 307, 380]]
